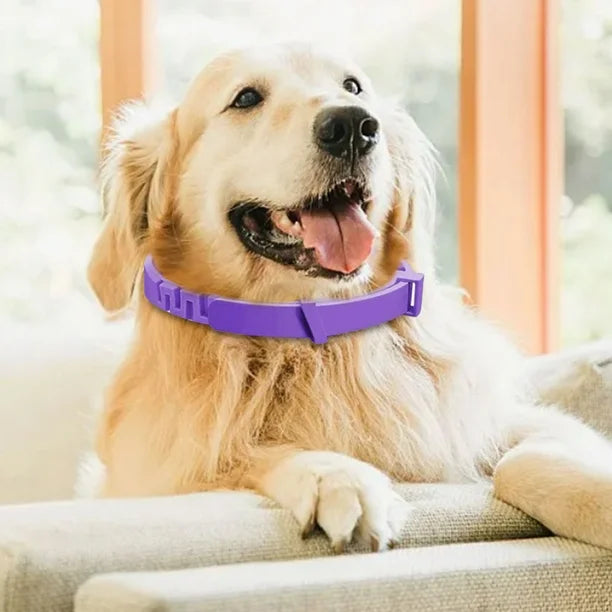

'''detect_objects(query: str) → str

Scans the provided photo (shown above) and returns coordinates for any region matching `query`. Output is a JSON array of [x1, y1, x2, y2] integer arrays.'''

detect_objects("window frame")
[[459, 0, 560, 354]]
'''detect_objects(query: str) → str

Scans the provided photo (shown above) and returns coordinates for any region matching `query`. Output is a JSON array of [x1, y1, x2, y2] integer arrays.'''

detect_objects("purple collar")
[[143, 256, 423, 343]]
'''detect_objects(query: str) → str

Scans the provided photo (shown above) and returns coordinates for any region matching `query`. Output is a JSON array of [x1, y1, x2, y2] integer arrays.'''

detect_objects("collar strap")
[[143, 255, 424, 344]]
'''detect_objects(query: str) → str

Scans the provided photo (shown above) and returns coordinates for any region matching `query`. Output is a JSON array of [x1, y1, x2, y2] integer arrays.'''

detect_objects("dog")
[[86, 43, 612, 552]]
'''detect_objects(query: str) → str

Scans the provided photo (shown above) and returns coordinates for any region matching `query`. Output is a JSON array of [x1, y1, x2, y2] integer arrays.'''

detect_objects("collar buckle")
[[394, 264, 424, 317]]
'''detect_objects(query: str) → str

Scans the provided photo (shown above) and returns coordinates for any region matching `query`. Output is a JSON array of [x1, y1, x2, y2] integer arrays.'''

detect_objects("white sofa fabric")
[[0, 321, 129, 504]]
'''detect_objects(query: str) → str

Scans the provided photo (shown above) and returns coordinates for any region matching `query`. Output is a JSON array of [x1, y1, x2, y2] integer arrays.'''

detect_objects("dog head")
[[88, 43, 436, 311]]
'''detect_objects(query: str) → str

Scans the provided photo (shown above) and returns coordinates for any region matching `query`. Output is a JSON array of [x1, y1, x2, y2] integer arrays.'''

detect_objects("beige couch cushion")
[[75, 538, 612, 612], [525, 339, 612, 438], [0, 484, 547, 612]]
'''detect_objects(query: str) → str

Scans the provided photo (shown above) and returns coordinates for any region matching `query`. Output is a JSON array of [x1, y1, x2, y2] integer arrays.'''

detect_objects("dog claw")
[[301, 513, 316, 539], [332, 538, 349, 554], [370, 535, 381, 552]]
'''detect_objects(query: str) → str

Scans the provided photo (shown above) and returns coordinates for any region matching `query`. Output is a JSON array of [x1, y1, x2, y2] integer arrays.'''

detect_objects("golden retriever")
[[87, 43, 612, 552]]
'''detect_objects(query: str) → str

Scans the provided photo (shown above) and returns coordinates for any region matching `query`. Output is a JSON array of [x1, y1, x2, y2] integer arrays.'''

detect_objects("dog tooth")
[[270, 210, 293, 232], [271, 209, 303, 237]]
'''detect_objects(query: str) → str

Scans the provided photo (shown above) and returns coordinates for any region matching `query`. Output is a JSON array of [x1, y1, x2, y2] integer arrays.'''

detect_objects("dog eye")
[[231, 87, 263, 109], [343, 77, 362, 95]]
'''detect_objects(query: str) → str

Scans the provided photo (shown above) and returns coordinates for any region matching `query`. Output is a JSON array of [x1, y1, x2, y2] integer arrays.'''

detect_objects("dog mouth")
[[228, 179, 377, 277]]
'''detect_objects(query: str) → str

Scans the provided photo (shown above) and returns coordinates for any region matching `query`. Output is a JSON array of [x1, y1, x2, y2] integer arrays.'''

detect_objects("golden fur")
[[87, 44, 612, 552]]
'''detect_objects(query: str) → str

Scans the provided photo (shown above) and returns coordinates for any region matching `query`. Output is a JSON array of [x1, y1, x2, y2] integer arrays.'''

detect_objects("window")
[[0, 0, 100, 326], [561, 0, 612, 346], [3, 0, 610, 353]]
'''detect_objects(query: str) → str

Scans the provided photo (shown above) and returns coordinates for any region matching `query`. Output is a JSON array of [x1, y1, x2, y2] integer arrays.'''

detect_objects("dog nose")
[[314, 106, 379, 159]]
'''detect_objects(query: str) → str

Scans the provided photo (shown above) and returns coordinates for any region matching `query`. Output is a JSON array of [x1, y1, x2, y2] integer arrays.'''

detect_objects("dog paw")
[[260, 451, 409, 552]]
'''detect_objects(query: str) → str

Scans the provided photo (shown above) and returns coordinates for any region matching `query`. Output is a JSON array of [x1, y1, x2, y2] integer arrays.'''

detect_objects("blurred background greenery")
[[0, 0, 610, 346]]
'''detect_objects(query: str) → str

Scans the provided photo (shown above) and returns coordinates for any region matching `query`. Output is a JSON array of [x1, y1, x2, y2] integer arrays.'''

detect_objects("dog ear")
[[382, 105, 437, 277], [88, 103, 176, 312]]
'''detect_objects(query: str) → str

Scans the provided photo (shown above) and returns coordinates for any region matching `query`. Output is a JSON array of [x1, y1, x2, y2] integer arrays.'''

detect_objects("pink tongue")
[[300, 203, 376, 273]]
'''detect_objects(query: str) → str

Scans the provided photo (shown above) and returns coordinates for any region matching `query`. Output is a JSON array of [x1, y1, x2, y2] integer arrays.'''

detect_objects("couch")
[[1, 321, 611, 611]]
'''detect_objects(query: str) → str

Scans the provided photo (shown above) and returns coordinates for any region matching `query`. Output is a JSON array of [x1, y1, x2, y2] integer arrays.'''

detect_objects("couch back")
[[0, 319, 131, 503]]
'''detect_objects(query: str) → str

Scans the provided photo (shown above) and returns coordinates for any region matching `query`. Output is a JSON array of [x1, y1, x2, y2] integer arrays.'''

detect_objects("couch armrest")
[[75, 538, 612, 612], [0, 484, 547, 612]]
